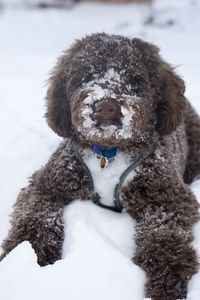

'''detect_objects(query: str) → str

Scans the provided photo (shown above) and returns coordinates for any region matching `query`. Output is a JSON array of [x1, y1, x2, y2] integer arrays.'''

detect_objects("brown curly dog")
[[1, 33, 200, 300]]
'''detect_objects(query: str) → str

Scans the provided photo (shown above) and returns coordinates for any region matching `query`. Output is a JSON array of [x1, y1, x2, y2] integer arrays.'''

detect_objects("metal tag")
[[100, 156, 108, 169]]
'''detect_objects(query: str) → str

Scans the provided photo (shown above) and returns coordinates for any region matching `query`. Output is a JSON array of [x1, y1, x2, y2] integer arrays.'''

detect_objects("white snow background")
[[0, 0, 200, 299]]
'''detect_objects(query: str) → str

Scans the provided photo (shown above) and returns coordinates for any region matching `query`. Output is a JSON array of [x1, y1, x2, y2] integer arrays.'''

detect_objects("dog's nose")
[[93, 99, 122, 126]]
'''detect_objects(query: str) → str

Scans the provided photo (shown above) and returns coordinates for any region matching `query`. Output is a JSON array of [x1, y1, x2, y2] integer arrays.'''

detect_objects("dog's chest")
[[82, 150, 136, 206]]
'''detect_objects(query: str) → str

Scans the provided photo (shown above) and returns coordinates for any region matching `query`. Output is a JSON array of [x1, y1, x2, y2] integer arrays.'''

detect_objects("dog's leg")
[[0, 141, 91, 266], [0, 187, 65, 266], [134, 222, 198, 300], [122, 163, 200, 299]]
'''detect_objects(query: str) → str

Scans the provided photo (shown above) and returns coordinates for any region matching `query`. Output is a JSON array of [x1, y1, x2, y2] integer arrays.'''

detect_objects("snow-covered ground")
[[0, 0, 200, 299]]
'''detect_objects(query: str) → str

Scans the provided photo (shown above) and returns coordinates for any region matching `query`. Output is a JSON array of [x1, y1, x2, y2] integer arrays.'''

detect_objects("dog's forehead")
[[67, 40, 150, 97], [70, 36, 147, 77], [78, 65, 149, 104], [80, 68, 130, 101]]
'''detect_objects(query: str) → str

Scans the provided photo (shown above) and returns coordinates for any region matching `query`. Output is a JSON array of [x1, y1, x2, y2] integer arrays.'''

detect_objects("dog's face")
[[70, 68, 156, 148], [46, 33, 186, 153]]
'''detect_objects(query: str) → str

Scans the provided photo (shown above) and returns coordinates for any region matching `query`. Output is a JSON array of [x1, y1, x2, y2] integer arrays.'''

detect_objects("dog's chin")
[[74, 122, 145, 150], [88, 137, 122, 148], [78, 130, 133, 149]]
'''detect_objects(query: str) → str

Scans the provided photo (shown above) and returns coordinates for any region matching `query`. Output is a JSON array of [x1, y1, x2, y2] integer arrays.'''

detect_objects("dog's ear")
[[46, 56, 71, 137], [155, 66, 186, 136], [132, 38, 186, 136]]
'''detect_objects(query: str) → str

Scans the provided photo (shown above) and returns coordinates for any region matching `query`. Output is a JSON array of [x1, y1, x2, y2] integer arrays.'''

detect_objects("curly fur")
[[1, 33, 200, 300]]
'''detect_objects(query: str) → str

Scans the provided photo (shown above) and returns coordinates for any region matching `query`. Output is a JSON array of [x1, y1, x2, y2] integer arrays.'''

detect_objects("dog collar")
[[93, 144, 118, 169]]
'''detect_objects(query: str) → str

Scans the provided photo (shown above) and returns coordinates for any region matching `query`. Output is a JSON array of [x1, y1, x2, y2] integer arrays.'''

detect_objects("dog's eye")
[[130, 74, 146, 94], [133, 75, 144, 84], [129, 74, 145, 92]]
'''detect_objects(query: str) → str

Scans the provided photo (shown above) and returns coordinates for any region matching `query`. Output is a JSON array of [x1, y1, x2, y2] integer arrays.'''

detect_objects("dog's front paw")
[[30, 224, 64, 266]]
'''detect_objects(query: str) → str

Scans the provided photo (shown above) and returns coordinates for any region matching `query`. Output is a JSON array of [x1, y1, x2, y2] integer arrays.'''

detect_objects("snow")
[[0, 0, 200, 299], [1, 0, 71, 8], [0, 201, 145, 300]]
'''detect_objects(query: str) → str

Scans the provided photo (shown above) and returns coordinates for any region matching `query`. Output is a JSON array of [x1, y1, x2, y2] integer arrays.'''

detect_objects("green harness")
[[75, 150, 144, 213]]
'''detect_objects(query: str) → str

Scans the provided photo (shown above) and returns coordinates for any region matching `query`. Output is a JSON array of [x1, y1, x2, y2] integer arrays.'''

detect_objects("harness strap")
[[113, 157, 144, 211], [75, 151, 123, 212], [75, 150, 144, 213]]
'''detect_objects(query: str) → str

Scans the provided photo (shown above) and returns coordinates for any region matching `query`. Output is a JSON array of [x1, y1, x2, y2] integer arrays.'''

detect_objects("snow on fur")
[[1, 0, 200, 299], [78, 68, 140, 140]]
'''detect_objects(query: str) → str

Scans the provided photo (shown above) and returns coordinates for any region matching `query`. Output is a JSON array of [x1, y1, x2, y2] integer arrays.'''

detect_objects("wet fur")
[[1, 33, 200, 300]]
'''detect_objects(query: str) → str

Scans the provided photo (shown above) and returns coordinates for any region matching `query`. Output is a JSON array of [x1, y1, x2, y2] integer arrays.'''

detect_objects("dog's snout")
[[93, 99, 122, 126]]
